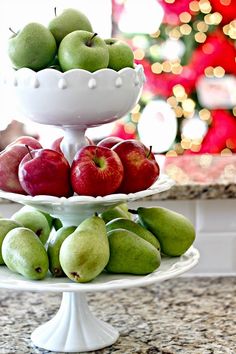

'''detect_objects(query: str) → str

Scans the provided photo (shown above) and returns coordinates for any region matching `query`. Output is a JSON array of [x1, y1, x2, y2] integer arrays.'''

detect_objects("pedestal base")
[[31, 292, 119, 353]]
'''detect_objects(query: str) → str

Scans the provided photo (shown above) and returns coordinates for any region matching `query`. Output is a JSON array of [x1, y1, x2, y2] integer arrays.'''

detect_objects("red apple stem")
[[86, 33, 98, 47], [146, 146, 153, 159], [9, 27, 17, 35], [54, 7, 57, 17], [128, 209, 138, 214], [25, 145, 33, 159]]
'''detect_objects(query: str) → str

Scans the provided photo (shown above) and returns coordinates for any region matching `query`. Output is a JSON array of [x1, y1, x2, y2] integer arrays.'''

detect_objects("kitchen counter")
[[1, 276, 236, 354]]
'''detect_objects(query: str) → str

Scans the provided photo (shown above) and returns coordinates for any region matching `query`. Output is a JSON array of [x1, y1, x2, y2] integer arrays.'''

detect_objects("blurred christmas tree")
[[111, 0, 236, 155]]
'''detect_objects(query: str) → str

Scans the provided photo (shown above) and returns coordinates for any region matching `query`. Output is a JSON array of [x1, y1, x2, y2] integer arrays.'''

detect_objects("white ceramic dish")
[[0, 174, 174, 226], [2, 65, 144, 125], [2, 65, 144, 163], [0, 247, 199, 352]]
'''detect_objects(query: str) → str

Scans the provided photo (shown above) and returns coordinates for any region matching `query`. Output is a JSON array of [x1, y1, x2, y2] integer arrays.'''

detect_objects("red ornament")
[[185, 110, 236, 154], [158, 0, 193, 25], [210, 0, 236, 25], [111, 121, 137, 140], [191, 30, 236, 76]]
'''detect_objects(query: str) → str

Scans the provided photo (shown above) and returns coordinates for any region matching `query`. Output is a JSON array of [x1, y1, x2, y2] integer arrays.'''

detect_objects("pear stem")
[[86, 33, 98, 47], [54, 7, 57, 17], [9, 27, 17, 35], [128, 209, 138, 214], [25, 145, 33, 159], [146, 146, 153, 159]]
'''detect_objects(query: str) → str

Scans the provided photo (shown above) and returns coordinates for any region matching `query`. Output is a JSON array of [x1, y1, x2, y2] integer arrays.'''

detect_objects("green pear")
[[137, 207, 196, 256], [12, 206, 51, 245], [2, 227, 49, 280], [106, 218, 160, 251], [39, 211, 53, 230], [105, 38, 134, 71], [100, 204, 132, 224], [60, 215, 109, 282], [48, 8, 93, 45], [117, 202, 131, 215], [0, 219, 22, 264], [52, 217, 63, 231], [48, 226, 76, 277], [8, 22, 57, 71], [106, 229, 161, 274], [58, 31, 109, 72]]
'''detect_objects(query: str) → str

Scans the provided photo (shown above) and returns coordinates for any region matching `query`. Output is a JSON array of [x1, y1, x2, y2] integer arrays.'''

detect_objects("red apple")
[[112, 140, 160, 194], [0, 144, 34, 194], [71, 145, 124, 196], [50, 136, 63, 153], [9, 136, 42, 150], [97, 136, 124, 149], [18, 149, 72, 197]]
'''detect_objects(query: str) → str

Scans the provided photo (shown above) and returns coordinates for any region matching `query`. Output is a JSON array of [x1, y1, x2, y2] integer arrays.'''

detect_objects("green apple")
[[8, 23, 57, 71], [105, 38, 134, 71], [58, 31, 109, 72], [48, 8, 93, 45]]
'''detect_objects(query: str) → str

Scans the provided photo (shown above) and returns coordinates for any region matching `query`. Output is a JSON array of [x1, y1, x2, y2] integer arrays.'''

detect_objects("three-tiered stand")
[[0, 65, 199, 352]]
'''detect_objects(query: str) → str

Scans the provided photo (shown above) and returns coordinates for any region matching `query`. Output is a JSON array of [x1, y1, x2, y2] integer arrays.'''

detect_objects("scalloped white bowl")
[[0, 175, 174, 226], [2, 65, 145, 126]]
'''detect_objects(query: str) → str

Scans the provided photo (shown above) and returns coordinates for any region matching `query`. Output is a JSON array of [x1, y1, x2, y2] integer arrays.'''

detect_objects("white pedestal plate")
[[0, 180, 199, 352], [0, 245, 199, 353], [0, 65, 200, 352]]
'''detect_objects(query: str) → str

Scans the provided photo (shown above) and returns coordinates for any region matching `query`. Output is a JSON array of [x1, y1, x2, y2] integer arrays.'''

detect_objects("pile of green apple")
[[0, 203, 195, 283], [8, 8, 135, 72]]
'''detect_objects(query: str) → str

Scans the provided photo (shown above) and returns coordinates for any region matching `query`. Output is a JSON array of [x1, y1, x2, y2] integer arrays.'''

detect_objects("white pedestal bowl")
[[2, 65, 145, 163]]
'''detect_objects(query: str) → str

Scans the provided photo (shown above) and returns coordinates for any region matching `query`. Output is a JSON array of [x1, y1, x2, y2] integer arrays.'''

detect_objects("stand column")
[[31, 291, 119, 353]]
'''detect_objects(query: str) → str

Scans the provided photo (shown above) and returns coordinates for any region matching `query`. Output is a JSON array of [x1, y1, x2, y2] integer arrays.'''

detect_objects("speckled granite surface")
[[0, 277, 236, 354]]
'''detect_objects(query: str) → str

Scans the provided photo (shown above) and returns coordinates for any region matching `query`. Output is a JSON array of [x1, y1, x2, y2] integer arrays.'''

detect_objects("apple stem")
[[9, 27, 17, 35], [128, 209, 138, 214], [86, 33, 98, 47], [94, 212, 99, 217], [25, 145, 33, 159], [146, 146, 153, 159], [54, 7, 57, 17]]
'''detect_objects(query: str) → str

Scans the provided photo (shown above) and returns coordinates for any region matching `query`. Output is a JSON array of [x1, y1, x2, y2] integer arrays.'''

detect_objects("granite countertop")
[[0, 276, 236, 354]]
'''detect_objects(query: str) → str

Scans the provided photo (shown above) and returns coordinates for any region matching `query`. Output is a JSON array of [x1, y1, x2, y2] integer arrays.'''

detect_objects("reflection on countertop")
[[152, 154, 236, 200]]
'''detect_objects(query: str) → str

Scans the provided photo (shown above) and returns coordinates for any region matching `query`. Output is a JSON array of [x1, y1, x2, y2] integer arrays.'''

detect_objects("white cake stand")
[[0, 176, 200, 353], [0, 174, 174, 225], [0, 64, 200, 352], [0, 247, 199, 353]]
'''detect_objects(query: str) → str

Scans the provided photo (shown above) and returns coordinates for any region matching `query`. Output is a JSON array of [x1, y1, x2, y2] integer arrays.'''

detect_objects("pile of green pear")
[[8, 8, 135, 72], [0, 204, 195, 283]]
